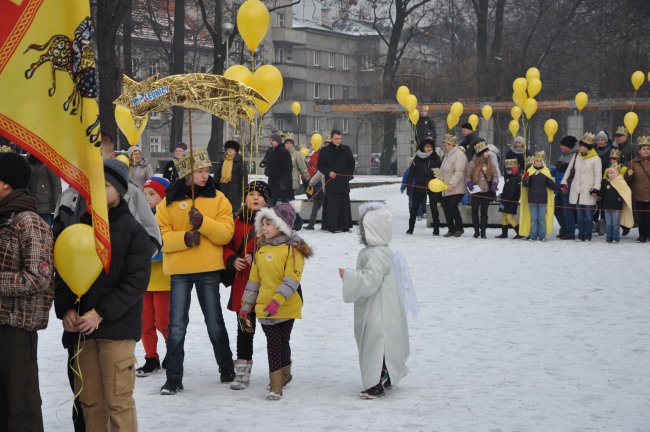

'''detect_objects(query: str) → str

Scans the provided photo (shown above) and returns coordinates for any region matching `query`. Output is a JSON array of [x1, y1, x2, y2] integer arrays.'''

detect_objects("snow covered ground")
[[40, 183, 649, 431]]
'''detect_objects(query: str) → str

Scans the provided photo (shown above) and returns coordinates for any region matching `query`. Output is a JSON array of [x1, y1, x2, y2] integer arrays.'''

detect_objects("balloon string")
[[58, 302, 85, 427], [188, 108, 195, 206]]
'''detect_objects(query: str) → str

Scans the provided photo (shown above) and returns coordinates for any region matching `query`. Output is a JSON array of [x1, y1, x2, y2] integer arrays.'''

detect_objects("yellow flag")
[[0, 0, 111, 270]]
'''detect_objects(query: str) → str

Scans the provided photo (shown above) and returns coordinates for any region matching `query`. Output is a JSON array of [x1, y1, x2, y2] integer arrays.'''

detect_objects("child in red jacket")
[[223, 181, 270, 390]]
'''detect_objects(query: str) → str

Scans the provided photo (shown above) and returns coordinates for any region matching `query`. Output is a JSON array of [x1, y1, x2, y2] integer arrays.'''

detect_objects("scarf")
[[579, 148, 597, 159], [220, 154, 234, 184], [415, 150, 433, 159], [0, 188, 37, 217]]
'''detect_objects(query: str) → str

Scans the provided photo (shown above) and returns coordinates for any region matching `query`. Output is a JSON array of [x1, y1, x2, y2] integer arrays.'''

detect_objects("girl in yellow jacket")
[[239, 202, 313, 400]]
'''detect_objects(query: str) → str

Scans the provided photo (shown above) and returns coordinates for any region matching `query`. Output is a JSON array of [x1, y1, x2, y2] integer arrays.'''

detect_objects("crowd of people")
[[403, 123, 650, 244]]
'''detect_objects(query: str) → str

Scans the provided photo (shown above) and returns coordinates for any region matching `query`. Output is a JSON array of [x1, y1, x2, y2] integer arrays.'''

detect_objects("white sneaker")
[[230, 359, 252, 390]]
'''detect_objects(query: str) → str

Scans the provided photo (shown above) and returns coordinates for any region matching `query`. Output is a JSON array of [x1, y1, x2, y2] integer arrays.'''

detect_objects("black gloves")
[[189, 207, 203, 230], [184, 231, 200, 247]]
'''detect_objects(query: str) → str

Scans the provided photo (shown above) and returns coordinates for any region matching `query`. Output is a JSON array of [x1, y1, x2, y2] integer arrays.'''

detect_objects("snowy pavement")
[[40, 184, 649, 431]]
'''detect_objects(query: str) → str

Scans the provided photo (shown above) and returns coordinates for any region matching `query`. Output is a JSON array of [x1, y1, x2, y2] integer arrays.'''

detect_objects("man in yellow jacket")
[[155, 148, 235, 395]]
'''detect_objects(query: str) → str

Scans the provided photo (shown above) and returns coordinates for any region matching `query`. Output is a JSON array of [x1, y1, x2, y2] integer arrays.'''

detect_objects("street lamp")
[[222, 22, 234, 70]]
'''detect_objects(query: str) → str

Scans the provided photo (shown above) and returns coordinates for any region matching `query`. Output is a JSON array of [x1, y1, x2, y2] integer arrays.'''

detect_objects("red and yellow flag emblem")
[[0, 0, 111, 270]]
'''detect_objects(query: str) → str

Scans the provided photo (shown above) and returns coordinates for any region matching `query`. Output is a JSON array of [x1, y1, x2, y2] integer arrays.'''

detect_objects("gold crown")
[[443, 134, 457, 145], [284, 132, 295, 142], [420, 105, 429, 111], [615, 126, 627, 136], [580, 132, 595, 145], [534, 150, 546, 162], [431, 167, 441, 179], [0, 145, 13, 153], [174, 148, 212, 179], [526, 155, 534, 165], [474, 140, 488, 155], [505, 158, 518, 168], [610, 148, 622, 160], [638, 136, 650, 146]]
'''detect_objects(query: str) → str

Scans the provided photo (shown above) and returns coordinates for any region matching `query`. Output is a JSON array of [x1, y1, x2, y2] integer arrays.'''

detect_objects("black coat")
[[262, 146, 293, 200], [522, 169, 555, 204], [162, 159, 179, 184], [406, 152, 442, 188], [460, 133, 481, 161], [499, 174, 521, 214], [317, 143, 356, 195], [54, 201, 152, 349], [215, 153, 248, 211], [600, 178, 623, 210], [596, 145, 613, 170], [505, 149, 525, 173], [415, 116, 436, 145]]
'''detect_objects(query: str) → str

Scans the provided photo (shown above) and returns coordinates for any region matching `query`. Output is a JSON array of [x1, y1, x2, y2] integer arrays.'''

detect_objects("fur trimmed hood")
[[258, 233, 313, 259], [358, 202, 393, 246], [254, 201, 302, 236]]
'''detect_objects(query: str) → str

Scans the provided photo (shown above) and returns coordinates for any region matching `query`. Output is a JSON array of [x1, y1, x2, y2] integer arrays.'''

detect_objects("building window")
[[276, 118, 285, 132], [342, 118, 350, 133], [342, 54, 349, 70], [329, 52, 335, 68], [199, 65, 208, 73], [314, 117, 320, 131], [342, 86, 350, 100], [361, 55, 374, 70], [149, 59, 159, 76], [277, 12, 285, 27], [328, 84, 335, 100], [313, 83, 320, 99], [150, 136, 161, 153], [313, 50, 320, 67], [149, 112, 161, 120], [276, 48, 285, 64]]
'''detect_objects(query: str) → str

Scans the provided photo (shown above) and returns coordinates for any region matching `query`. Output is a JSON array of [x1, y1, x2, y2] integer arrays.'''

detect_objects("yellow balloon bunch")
[[447, 102, 463, 130], [396, 86, 410, 107], [237, 0, 270, 53], [409, 109, 420, 125]]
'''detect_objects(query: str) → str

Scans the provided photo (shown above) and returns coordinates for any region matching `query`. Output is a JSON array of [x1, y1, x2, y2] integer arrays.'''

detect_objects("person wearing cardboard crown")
[[560, 133, 602, 242], [599, 149, 633, 243], [155, 148, 236, 395], [496, 158, 523, 239], [466, 139, 499, 239], [440, 134, 468, 237], [624, 136, 650, 243], [520, 151, 556, 241]]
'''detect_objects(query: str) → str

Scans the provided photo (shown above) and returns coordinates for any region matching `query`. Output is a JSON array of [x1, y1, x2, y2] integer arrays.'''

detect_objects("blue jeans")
[[604, 210, 620, 241], [561, 193, 576, 238], [529, 203, 547, 240], [576, 204, 595, 240], [166, 271, 233, 380]]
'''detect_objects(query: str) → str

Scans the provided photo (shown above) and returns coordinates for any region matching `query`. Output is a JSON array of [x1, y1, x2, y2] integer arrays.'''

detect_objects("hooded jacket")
[[561, 149, 602, 206], [129, 158, 154, 189], [440, 146, 468, 196]]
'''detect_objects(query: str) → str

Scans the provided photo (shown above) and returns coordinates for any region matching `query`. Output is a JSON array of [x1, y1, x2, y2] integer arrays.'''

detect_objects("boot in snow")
[[136, 357, 161, 377], [512, 225, 524, 239], [360, 382, 385, 399], [267, 369, 284, 400], [230, 359, 253, 390], [495, 226, 508, 239]]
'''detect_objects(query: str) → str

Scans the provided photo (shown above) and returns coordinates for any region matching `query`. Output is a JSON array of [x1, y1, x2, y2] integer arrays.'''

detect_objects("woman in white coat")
[[340, 203, 409, 399], [561, 132, 602, 241]]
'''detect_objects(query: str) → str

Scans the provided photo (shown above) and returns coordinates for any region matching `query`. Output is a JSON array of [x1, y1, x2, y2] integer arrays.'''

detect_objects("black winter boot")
[[473, 228, 480, 238], [495, 226, 508, 239], [512, 225, 524, 239]]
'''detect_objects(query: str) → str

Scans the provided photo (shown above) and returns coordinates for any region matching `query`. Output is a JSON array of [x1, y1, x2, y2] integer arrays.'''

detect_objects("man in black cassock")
[[317, 129, 355, 232]]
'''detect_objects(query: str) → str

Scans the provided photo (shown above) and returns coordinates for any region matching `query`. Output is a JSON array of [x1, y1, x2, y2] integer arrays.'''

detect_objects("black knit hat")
[[224, 140, 240, 152], [418, 137, 435, 152], [104, 158, 129, 197], [0, 152, 30, 189], [244, 180, 270, 203], [461, 122, 473, 131], [559, 135, 578, 149]]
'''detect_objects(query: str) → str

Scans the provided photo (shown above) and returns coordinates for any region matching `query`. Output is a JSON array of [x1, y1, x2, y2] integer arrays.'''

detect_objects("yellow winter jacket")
[[248, 243, 306, 319], [147, 261, 170, 291], [156, 189, 234, 275]]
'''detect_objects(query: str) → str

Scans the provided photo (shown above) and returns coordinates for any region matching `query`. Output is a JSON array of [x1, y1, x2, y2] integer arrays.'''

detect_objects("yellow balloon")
[[428, 178, 448, 193], [544, 119, 558, 143], [236, 0, 270, 53], [523, 98, 537, 119], [310, 133, 323, 151], [250, 65, 283, 114], [481, 105, 493, 121], [447, 113, 459, 130], [527, 78, 542, 98], [509, 119, 520, 138], [291, 101, 301, 116], [526, 67, 541, 81], [409, 108, 420, 125], [54, 224, 103, 298], [116, 154, 130, 167], [513, 91, 526, 108], [450, 102, 463, 118], [513, 77, 527, 94], [631, 71, 645, 91], [575, 92, 588, 111], [115, 104, 148, 146], [468, 114, 479, 131], [224, 65, 253, 86], [624, 111, 639, 134], [511, 106, 522, 121], [405, 94, 418, 112], [396, 85, 410, 107]]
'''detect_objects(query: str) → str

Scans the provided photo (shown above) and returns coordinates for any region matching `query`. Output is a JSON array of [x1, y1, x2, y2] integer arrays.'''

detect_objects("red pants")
[[141, 291, 170, 359]]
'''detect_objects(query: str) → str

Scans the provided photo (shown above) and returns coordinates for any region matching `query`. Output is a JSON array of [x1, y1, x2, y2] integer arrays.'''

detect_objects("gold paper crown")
[[638, 136, 650, 146], [610, 148, 622, 160], [174, 148, 212, 179], [284, 132, 295, 142], [443, 134, 456, 145], [526, 156, 534, 165], [474, 140, 488, 155], [431, 167, 441, 179], [533, 150, 546, 162], [420, 105, 429, 111], [615, 126, 627, 136], [277, 130, 286, 139], [0, 145, 13, 153], [504, 158, 518, 168], [580, 132, 595, 145]]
